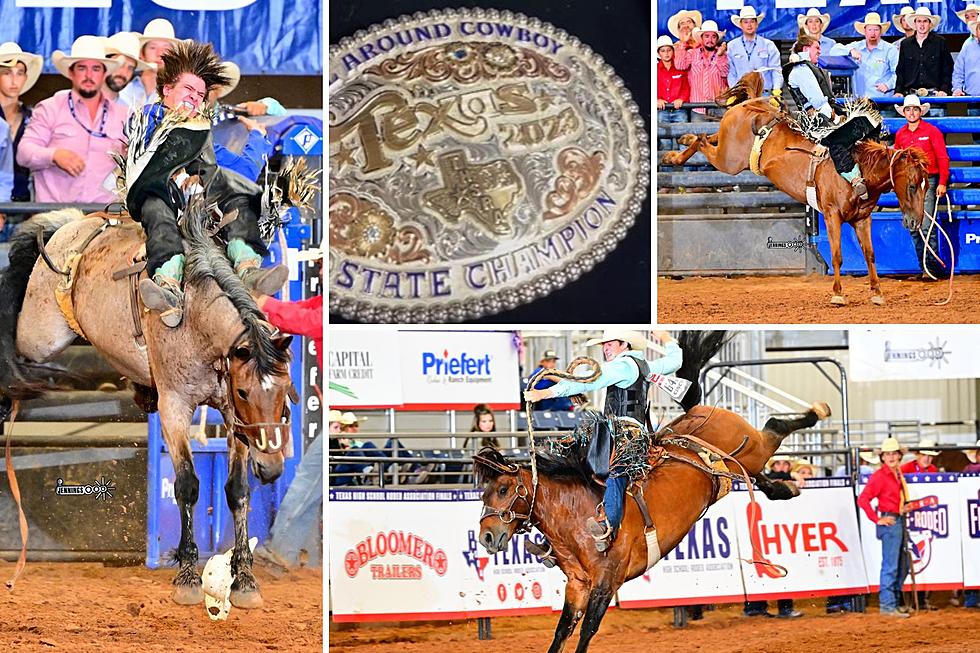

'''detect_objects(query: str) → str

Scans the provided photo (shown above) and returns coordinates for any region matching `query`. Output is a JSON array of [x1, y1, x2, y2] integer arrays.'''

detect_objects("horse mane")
[[180, 199, 289, 378], [474, 446, 593, 486], [715, 72, 764, 107], [853, 140, 929, 184]]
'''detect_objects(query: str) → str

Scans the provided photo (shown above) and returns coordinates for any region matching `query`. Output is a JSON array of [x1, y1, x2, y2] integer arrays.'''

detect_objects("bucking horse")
[[663, 72, 929, 306], [0, 199, 295, 609], [475, 331, 831, 652]]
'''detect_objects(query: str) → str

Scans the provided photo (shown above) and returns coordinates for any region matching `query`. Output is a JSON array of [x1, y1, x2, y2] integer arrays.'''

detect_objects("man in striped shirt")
[[677, 20, 729, 121]]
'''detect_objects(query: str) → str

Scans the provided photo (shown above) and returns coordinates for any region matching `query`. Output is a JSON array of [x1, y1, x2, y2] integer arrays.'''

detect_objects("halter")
[[477, 467, 535, 533]]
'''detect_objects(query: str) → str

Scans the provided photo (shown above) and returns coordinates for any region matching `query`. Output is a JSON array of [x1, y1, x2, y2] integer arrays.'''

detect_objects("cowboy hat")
[[791, 457, 814, 473], [797, 8, 830, 33], [51, 35, 121, 79], [693, 20, 726, 40], [585, 329, 651, 352], [965, 439, 980, 464], [328, 409, 343, 424], [854, 12, 891, 36], [667, 9, 702, 39], [541, 350, 559, 360], [957, 3, 980, 25], [893, 6, 915, 32], [908, 7, 941, 30], [913, 438, 940, 457], [139, 18, 184, 49], [340, 411, 366, 426], [732, 6, 765, 29], [859, 450, 879, 465], [901, 94, 930, 116], [103, 32, 154, 72], [878, 437, 905, 454], [0, 42, 43, 94], [215, 61, 241, 99], [656, 35, 674, 55], [766, 454, 793, 469]]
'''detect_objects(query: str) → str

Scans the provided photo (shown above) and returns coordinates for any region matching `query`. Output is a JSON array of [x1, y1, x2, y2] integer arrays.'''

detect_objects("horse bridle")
[[477, 458, 537, 534]]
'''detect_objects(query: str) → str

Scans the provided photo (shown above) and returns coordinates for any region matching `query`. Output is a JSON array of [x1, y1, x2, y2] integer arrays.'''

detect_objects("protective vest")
[[604, 355, 651, 423], [783, 59, 835, 115]]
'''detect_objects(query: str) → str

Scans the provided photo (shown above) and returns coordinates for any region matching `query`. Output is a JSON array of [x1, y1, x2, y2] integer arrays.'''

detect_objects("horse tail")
[[675, 330, 729, 412], [715, 72, 763, 107], [0, 209, 83, 399]]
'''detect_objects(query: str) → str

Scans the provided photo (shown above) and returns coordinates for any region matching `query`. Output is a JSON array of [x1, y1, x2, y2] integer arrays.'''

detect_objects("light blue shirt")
[[788, 61, 832, 118], [549, 343, 683, 398], [728, 34, 783, 91], [851, 40, 899, 97], [0, 120, 13, 203], [817, 34, 851, 57], [953, 37, 980, 95], [118, 77, 159, 112]]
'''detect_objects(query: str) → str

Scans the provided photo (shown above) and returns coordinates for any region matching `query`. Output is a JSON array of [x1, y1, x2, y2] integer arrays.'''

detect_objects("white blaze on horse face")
[[260, 375, 273, 391]]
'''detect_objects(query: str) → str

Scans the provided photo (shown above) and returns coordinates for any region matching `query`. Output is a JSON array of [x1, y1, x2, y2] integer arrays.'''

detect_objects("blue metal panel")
[[878, 189, 980, 207], [882, 118, 980, 134]]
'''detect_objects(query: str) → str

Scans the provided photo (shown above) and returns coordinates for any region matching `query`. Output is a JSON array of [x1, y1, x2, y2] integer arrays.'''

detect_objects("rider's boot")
[[228, 239, 289, 296], [525, 539, 558, 568], [586, 503, 615, 553], [841, 165, 868, 200], [139, 255, 185, 328]]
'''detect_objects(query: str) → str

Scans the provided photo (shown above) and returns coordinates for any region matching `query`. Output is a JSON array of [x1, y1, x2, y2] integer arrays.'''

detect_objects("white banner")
[[398, 331, 521, 409], [849, 329, 980, 382], [959, 473, 980, 589], [618, 495, 745, 607], [859, 473, 963, 591], [730, 479, 869, 599], [328, 330, 403, 408]]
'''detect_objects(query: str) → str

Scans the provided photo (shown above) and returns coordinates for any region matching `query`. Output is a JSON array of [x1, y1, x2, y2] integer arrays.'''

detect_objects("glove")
[[769, 88, 782, 108]]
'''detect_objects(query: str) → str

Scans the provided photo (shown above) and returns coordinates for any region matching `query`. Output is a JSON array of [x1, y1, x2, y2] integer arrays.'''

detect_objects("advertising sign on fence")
[[958, 473, 980, 589], [849, 329, 980, 382], [328, 329, 404, 409]]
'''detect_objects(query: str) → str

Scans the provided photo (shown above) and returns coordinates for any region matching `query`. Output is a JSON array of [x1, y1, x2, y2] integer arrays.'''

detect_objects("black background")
[[329, 0, 651, 324]]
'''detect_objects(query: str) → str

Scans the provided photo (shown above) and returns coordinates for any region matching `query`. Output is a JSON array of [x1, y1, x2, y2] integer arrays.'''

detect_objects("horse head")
[[892, 147, 930, 230], [474, 447, 533, 554]]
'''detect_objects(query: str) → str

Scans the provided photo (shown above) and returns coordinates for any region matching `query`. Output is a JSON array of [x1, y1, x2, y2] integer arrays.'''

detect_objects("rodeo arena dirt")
[[1, 2, 324, 651]]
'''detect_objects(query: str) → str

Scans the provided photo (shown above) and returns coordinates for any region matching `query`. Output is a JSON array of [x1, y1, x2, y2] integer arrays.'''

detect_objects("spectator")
[[957, 4, 980, 31], [678, 20, 729, 122], [894, 94, 950, 280], [340, 411, 367, 434], [102, 32, 152, 108], [895, 8, 953, 97], [209, 62, 275, 182], [464, 404, 501, 450], [119, 18, 182, 108], [668, 9, 702, 70], [833, 450, 878, 477], [0, 117, 11, 202], [796, 8, 850, 56], [850, 13, 898, 98], [953, 21, 980, 108], [528, 350, 573, 412], [17, 36, 127, 204], [857, 437, 911, 618], [901, 439, 939, 473], [892, 7, 916, 45], [0, 42, 41, 203], [728, 6, 781, 94], [791, 458, 815, 487], [657, 35, 689, 153]]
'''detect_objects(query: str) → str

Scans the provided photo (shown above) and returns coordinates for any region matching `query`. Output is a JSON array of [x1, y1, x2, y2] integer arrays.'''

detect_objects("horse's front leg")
[[226, 436, 264, 609], [572, 581, 616, 653], [661, 131, 705, 166], [547, 566, 590, 653]]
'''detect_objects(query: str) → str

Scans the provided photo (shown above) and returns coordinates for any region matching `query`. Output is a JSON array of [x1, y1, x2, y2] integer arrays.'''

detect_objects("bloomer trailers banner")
[[848, 329, 980, 382], [328, 329, 404, 409], [656, 1, 973, 40], [859, 473, 963, 591], [329, 489, 561, 622], [959, 473, 980, 589], [0, 0, 321, 74], [730, 478, 869, 600]]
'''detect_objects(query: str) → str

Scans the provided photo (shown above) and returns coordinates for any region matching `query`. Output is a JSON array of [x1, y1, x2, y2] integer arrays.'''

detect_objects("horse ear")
[[272, 334, 293, 352], [233, 343, 253, 361]]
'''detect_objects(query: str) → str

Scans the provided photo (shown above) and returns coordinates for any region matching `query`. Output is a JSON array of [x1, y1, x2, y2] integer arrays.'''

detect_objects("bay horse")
[[475, 331, 830, 652], [662, 72, 929, 306], [0, 202, 294, 608]]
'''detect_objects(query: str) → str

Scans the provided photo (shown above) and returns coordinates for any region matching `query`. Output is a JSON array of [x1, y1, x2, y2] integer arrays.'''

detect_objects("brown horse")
[[0, 203, 294, 607], [475, 332, 830, 652], [663, 72, 929, 306]]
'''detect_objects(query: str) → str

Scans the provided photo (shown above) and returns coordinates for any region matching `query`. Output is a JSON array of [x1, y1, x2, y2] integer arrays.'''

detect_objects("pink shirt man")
[[676, 21, 730, 115], [17, 89, 127, 203]]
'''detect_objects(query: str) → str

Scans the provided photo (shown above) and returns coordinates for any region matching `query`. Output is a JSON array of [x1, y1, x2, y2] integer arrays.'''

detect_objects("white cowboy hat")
[[956, 3, 980, 25], [797, 8, 831, 33], [854, 12, 891, 36], [328, 409, 343, 424], [340, 411, 366, 426], [913, 438, 940, 457], [965, 439, 980, 464], [859, 451, 879, 465], [732, 6, 765, 29], [766, 454, 793, 468], [139, 18, 184, 48], [216, 61, 240, 99], [901, 94, 931, 116], [893, 6, 915, 32], [878, 437, 906, 454], [791, 457, 814, 473], [656, 34, 675, 55], [667, 9, 703, 40], [103, 32, 154, 72], [0, 42, 43, 94], [908, 7, 941, 30], [585, 329, 651, 352], [51, 35, 121, 79], [693, 20, 726, 40]]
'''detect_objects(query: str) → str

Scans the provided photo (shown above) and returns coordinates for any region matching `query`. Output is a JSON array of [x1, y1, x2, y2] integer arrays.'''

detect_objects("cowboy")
[[895, 7, 953, 97], [657, 35, 689, 152], [892, 6, 915, 44], [857, 437, 912, 618], [129, 41, 287, 328], [900, 439, 940, 473], [727, 6, 781, 94], [523, 330, 682, 554], [0, 42, 42, 202], [17, 36, 128, 204], [340, 411, 365, 434], [850, 13, 898, 98], [953, 21, 980, 101], [894, 94, 950, 279], [797, 8, 852, 56], [957, 3, 980, 30], [668, 9, 702, 70], [676, 20, 729, 121], [119, 18, 182, 108], [528, 350, 572, 412], [102, 32, 153, 107], [208, 61, 274, 182], [784, 36, 871, 199]]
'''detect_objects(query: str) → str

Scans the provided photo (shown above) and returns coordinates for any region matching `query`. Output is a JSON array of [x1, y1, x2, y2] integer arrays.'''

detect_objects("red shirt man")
[[900, 442, 939, 473], [857, 462, 908, 523], [657, 36, 690, 109], [900, 459, 937, 473], [894, 96, 950, 191]]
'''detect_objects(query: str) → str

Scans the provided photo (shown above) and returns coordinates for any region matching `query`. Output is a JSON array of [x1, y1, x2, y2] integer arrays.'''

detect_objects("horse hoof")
[[811, 402, 832, 420], [678, 134, 697, 146], [871, 295, 886, 306], [172, 583, 205, 605], [830, 295, 846, 306], [230, 588, 264, 609]]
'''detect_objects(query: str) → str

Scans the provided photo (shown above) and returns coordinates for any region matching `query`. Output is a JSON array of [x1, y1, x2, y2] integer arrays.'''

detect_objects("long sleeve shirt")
[[894, 120, 950, 186], [548, 343, 683, 398], [0, 103, 33, 201], [678, 46, 730, 113], [900, 460, 937, 474], [16, 90, 127, 203], [657, 61, 690, 103], [262, 295, 322, 369], [895, 32, 954, 95], [817, 34, 852, 57], [530, 366, 573, 411], [0, 120, 13, 202], [851, 40, 899, 97], [953, 38, 980, 95], [788, 63, 832, 118], [857, 466, 907, 524], [727, 35, 782, 92], [215, 128, 273, 182]]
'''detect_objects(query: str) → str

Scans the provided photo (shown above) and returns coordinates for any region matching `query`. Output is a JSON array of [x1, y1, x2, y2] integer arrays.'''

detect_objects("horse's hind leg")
[[573, 583, 615, 653], [699, 131, 749, 175], [548, 569, 590, 653], [15, 268, 76, 363], [853, 216, 885, 305], [226, 438, 263, 609]]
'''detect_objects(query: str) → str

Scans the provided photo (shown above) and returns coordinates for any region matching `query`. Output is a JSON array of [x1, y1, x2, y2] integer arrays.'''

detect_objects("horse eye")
[[237, 389, 249, 401], [498, 486, 508, 496]]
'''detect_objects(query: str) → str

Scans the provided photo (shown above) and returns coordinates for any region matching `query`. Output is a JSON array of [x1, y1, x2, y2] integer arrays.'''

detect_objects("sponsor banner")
[[731, 478, 869, 600], [328, 330, 403, 408], [959, 473, 980, 589], [849, 329, 979, 382], [859, 473, 963, 591], [398, 331, 521, 410], [618, 495, 745, 608]]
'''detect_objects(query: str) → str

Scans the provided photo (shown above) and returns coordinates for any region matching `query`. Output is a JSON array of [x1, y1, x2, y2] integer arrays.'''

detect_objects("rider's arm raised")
[[647, 340, 683, 377], [546, 356, 639, 398]]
